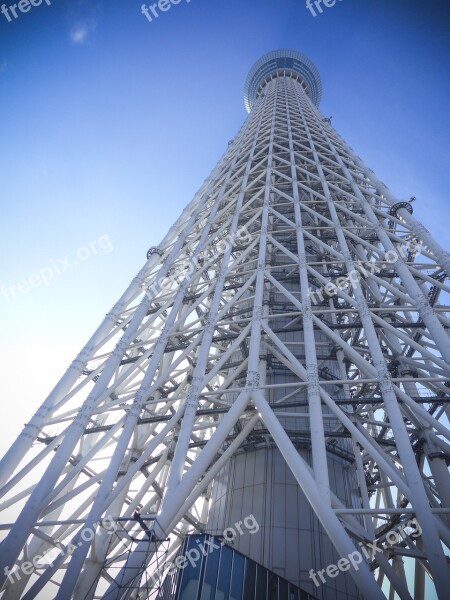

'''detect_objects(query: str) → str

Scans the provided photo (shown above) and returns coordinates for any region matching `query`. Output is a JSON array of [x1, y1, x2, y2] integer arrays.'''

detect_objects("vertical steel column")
[[284, 79, 331, 506], [252, 389, 386, 600], [162, 87, 269, 501]]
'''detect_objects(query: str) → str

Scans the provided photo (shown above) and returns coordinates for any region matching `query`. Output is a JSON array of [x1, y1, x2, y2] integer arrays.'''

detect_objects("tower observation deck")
[[244, 49, 322, 111], [1, 50, 450, 600]]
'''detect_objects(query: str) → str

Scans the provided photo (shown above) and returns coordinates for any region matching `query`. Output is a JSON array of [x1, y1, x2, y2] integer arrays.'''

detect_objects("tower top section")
[[244, 49, 322, 112]]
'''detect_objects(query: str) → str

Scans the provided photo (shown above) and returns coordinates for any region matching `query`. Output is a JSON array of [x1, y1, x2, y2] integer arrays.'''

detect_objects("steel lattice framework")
[[1, 49, 450, 600]]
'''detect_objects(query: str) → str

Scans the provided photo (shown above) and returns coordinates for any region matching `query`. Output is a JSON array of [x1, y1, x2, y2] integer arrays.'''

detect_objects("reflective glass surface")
[[156, 534, 317, 600], [242, 559, 256, 599], [256, 564, 267, 598], [216, 545, 233, 600], [267, 571, 278, 600], [178, 536, 202, 600], [200, 539, 221, 600], [229, 551, 245, 600], [279, 578, 289, 600]]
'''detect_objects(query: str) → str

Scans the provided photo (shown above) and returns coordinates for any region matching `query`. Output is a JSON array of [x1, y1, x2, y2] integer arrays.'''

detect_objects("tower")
[[1, 48, 450, 600]]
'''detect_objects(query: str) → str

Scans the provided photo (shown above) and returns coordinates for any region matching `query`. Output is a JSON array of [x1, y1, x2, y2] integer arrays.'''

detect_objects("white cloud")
[[70, 23, 89, 44]]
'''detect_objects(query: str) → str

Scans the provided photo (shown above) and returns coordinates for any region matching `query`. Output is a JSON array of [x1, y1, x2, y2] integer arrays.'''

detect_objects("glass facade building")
[[157, 534, 318, 600]]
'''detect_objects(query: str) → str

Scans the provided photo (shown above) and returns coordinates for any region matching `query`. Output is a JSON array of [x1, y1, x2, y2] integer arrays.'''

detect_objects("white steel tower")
[[1, 49, 450, 600]]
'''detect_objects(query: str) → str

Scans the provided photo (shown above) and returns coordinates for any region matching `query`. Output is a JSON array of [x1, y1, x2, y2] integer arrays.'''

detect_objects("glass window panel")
[[158, 562, 177, 600], [255, 565, 267, 598], [200, 537, 221, 600], [243, 559, 256, 600], [279, 578, 288, 600], [288, 583, 300, 600], [267, 571, 278, 600], [178, 537, 203, 600], [230, 553, 245, 600], [216, 545, 233, 600]]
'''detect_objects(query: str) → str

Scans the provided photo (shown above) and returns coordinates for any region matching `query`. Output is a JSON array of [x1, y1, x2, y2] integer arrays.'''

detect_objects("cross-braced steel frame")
[[1, 50, 450, 600]]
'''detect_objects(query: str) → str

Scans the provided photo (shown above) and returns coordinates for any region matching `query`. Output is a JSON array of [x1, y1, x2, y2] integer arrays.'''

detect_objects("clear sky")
[[0, 0, 448, 597]]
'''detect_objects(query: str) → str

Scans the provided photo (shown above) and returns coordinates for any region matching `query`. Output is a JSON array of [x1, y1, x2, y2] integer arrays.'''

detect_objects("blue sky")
[[0, 0, 449, 596]]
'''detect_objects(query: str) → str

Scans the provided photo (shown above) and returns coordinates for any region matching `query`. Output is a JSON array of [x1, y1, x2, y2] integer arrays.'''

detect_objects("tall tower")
[[1, 49, 450, 600]]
